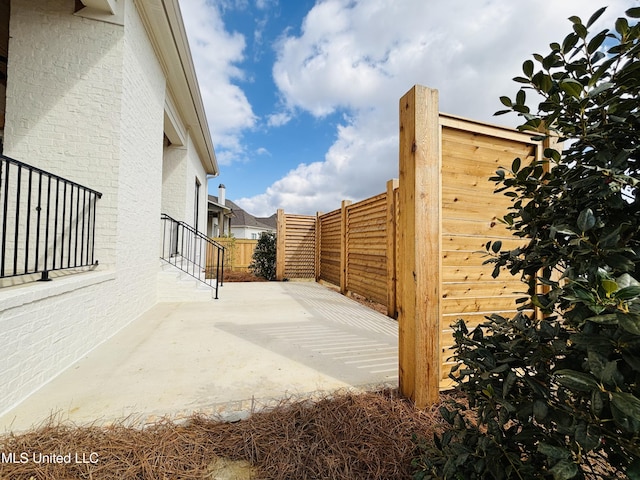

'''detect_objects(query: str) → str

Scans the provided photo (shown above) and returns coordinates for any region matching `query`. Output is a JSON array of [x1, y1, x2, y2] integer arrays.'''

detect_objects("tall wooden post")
[[276, 209, 286, 280], [386, 178, 399, 318], [397, 85, 442, 408], [340, 200, 352, 295], [315, 212, 322, 281]]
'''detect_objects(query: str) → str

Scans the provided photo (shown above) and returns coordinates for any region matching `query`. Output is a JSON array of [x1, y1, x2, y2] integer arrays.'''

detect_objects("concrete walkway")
[[0, 281, 398, 433]]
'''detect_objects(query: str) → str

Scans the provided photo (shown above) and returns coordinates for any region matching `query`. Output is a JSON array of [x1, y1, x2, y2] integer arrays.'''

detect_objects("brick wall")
[[0, 0, 172, 415]]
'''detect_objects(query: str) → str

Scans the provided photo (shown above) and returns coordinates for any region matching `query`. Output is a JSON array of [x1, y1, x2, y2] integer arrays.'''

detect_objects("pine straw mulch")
[[0, 389, 448, 480], [222, 270, 267, 282]]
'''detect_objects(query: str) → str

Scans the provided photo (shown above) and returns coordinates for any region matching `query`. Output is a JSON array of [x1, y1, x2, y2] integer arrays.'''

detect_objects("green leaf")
[[586, 7, 607, 27], [560, 79, 584, 98], [523, 59, 534, 78], [614, 286, 640, 301], [615, 17, 629, 36], [533, 400, 549, 421], [500, 96, 512, 107], [491, 240, 502, 253], [626, 7, 640, 18], [585, 313, 618, 325], [577, 208, 596, 232], [629, 458, 640, 480], [538, 442, 570, 460], [606, 254, 635, 272], [591, 390, 604, 416], [562, 32, 580, 54], [617, 312, 640, 335], [549, 460, 579, 480], [587, 30, 608, 54], [601, 279, 618, 295], [610, 392, 640, 422], [555, 370, 599, 391], [568, 15, 582, 25], [511, 158, 521, 173], [573, 22, 588, 39], [588, 82, 614, 98]]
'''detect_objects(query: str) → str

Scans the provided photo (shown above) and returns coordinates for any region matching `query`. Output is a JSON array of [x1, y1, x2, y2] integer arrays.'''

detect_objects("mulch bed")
[[0, 389, 446, 480], [222, 270, 267, 282]]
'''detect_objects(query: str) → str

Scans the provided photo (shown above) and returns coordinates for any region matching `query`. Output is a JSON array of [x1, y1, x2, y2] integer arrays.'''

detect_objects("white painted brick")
[[0, 0, 191, 415]]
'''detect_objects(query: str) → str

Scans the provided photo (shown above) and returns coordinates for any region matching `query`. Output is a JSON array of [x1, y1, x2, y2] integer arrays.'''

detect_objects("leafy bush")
[[249, 232, 277, 280], [414, 7, 640, 480]]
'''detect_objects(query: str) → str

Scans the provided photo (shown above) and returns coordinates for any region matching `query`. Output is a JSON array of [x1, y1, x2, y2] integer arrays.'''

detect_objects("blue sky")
[[178, 0, 635, 216]]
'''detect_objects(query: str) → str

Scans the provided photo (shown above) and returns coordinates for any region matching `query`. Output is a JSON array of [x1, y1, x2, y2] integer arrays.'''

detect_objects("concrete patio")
[[0, 281, 399, 433]]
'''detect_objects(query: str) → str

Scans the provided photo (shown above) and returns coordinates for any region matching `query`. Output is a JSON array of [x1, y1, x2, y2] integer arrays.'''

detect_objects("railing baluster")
[[13, 165, 21, 276], [53, 178, 59, 271], [43, 175, 52, 276], [34, 173, 42, 273], [68, 185, 74, 269], [61, 182, 67, 268], [1, 160, 9, 278], [25, 169, 32, 274], [74, 184, 80, 268], [80, 189, 86, 265], [90, 192, 97, 265]]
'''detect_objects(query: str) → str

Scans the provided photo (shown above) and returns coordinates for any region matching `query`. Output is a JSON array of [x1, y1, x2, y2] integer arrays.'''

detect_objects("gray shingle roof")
[[208, 196, 275, 230]]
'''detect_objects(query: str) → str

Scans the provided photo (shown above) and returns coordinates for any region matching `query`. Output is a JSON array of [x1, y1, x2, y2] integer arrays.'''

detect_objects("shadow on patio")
[[0, 282, 398, 433]]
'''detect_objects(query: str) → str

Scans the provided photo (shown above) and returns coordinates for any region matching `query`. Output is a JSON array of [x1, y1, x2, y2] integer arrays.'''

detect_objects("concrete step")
[[157, 260, 218, 302]]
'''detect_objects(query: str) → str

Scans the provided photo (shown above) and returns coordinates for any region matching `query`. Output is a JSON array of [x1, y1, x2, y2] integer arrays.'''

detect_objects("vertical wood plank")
[[398, 85, 442, 408], [340, 200, 352, 295], [386, 178, 399, 318], [276, 209, 286, 280]]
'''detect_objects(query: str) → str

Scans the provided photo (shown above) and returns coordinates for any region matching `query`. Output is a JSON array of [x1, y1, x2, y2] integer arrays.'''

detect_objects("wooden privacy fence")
[[276, 178, 399, 318], [275, 213, 316, 279], [277, 85, 547, 407], [317, 180, 399, 316], [208, 238, 257, 272]]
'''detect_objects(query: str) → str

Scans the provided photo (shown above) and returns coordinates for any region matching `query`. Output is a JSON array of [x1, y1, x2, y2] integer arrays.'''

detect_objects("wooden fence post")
[[315, 212, 322, 281], [397, 85, 442, 408], [276, 209, 286, 280], [386, 178, 399, 318], [340, 200, 352, 295]]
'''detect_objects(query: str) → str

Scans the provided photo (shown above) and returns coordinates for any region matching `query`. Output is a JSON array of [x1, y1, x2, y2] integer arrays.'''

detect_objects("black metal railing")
[[160, 213, 224, 299], [0, 155, 102, 282]]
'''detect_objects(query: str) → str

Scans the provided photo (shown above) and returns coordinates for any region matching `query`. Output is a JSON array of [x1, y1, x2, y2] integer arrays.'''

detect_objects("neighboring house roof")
[[208, 196, 276, 230], [208, 195, 232, 213], [136, 0, 218, 175]]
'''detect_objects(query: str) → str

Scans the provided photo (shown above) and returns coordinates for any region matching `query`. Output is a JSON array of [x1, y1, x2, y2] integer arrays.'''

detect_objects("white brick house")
[[0, 0, 218, 416]]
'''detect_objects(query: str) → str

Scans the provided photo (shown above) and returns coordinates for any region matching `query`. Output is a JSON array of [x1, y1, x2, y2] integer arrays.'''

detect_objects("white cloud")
[[266, 111, 292, 127], [178, 0, 256, 164], [237, 0, 635, 216]]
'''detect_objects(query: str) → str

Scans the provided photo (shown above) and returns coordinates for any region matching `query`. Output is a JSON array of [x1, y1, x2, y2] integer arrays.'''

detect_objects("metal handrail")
[[160, 213, 224, 299], [0, 154, 102, 282]]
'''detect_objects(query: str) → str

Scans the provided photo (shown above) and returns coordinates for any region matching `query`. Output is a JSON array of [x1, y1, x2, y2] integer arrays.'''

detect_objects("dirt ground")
[[0, 389, 446, 480]]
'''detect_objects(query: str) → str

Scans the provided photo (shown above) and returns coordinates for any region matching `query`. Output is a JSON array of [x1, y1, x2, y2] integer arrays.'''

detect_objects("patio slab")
[[0, 281, 398, 433]]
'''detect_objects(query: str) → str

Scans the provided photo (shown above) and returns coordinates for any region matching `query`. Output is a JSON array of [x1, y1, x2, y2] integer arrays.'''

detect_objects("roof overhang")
[[136, 0, 219, 176]]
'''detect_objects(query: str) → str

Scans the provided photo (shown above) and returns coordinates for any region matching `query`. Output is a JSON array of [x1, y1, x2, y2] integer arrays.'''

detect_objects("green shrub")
[[414, 7, 640, 480], [249, 232, 277, 280]]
